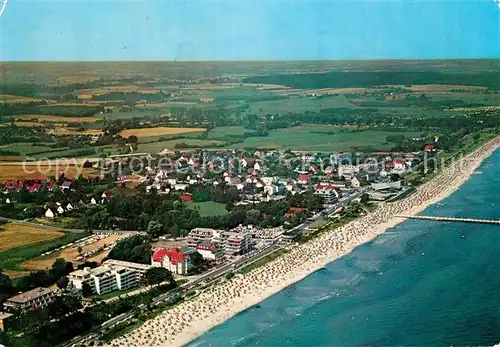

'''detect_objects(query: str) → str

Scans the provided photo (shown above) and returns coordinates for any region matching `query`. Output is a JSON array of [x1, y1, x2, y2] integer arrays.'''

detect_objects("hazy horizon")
[[1, 0, 499, 61]]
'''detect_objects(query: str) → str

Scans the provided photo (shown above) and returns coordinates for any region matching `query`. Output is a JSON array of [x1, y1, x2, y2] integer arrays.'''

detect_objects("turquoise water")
[[190, 150, 500, 347]]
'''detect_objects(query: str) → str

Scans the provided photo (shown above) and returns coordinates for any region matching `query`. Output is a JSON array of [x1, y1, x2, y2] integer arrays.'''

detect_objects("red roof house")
[[298, 173, 310, 184], [424, 144, 434, 152], [180, 194, 192, 202]]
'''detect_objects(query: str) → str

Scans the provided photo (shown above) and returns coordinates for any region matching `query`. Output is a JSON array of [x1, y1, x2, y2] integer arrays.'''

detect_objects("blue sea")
[[190, 149, 500, 347]]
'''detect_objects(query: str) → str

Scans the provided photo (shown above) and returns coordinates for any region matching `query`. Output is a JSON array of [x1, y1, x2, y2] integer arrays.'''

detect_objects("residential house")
[[263, 184, 279, 196], [174, 183, 189, 191], [297, 173, 310, 185], [60, 181, 73, 191], [350, 176, 361, 188], [424, 144, 435, 152], [47, 181, 56, 191], [57, 206, 64, 214], [101, 190, 113, 202], [66, 203, 74, 211], [45, 209, 55, 219]]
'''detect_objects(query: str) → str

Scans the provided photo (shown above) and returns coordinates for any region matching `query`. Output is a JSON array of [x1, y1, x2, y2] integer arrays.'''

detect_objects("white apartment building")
[[68, 262, 147, 295], [187, 228, 222, 247], [314, 184, 340, 204], [338, 165, 359, 178], [221, 230, 251, 256]]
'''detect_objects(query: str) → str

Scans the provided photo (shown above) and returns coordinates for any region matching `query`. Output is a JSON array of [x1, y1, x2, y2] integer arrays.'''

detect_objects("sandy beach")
[[107, 137, 500, 347]]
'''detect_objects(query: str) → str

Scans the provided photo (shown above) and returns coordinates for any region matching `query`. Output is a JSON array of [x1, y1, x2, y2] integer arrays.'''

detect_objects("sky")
[[0, 0, 499, 61]]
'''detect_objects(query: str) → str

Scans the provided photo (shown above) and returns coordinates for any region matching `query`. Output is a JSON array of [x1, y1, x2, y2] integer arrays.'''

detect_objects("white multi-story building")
[[3, 287, 55, 312], [314, 184, 340, 204], [187, 228, 222, 247], [195, 242, 224, 262], [338, 165, 359, 178], [68, 262, 148, 295], [221, 230, 251, 256]]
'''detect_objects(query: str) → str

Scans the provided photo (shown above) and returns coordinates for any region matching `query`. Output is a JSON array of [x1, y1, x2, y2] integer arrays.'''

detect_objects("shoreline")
[[108, 137, 500, 347]]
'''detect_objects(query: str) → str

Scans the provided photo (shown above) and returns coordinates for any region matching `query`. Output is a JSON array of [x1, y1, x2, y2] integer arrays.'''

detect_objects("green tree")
[[81, 283, 93, 298], [144, 267, 174, 286], [56, 276, 69, 290]]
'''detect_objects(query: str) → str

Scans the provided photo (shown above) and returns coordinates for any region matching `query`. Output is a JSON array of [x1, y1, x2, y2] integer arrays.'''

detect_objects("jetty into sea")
[[396, 215, 500, 225]]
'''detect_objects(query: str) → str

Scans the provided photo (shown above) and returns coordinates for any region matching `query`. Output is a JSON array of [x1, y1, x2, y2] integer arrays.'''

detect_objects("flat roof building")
[[68, 262, 146, 296], [3, 287, 55, 312]]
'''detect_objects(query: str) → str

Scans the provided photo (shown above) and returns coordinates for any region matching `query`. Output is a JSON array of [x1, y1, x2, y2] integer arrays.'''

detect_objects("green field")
[[230, 125, 421, 151], [246, 95, 357, 116], [187, 201, 228, 217], [3, 142, 56, 156], [207, 126, 246, 139], [138, 139, 225, 153], [0, 231, 89, 275]]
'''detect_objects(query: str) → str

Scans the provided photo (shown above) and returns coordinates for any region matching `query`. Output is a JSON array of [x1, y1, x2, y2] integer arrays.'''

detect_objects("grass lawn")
[[187, 201, 228, 217], [95, 287, 140, 301], [230, 125, 421, 152]]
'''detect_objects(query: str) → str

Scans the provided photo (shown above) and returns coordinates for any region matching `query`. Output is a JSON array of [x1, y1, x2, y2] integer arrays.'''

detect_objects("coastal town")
[[1, 58, 500, 347], [0, 141, 441, 342]]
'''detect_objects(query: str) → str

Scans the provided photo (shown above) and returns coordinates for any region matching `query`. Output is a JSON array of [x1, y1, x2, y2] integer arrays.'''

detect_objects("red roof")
[[298, 174, 309, 182], [180, 194, 192, 202], [385, 161, 395, 168], [289, 207, 307, 212], [425, 144, 434, 151], [196, 242, 216, 251], [152, 248, 169, 262], [103, 190, 113, 197], [152, 248, 190, 265], [394, 159, 404, 164]]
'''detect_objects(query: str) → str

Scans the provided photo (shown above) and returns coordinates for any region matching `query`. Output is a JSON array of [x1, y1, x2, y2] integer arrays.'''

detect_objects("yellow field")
[[49, 128, 103, 136], [76, 86, 161, 100], [21, 115, 99, 123], [0, 165, 101, 182], [20, 234, 126, 271], [0, 223, 64, 253], [120, 127, 205, 137], [0, 94, 43, 104], [13, 121, 45, 127]]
